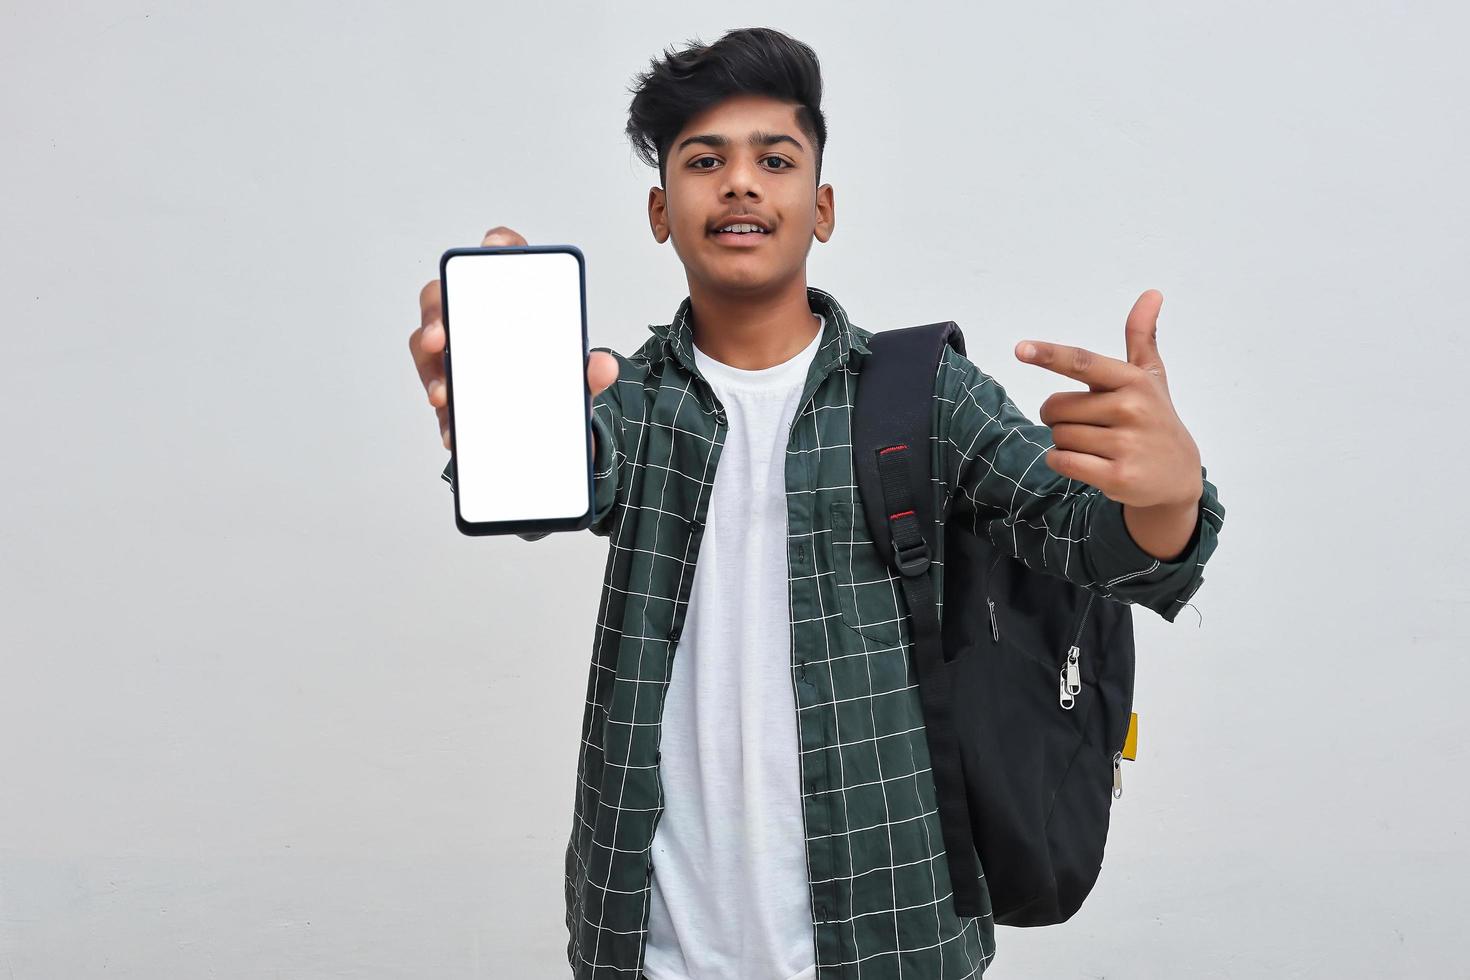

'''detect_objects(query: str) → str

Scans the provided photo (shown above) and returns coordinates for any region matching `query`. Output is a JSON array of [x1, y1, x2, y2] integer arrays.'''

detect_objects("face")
[[647, 93, 834, 296]]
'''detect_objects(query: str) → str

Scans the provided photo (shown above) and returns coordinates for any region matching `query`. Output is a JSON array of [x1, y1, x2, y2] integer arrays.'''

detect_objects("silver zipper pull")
[[1065, 645, 1081, 696], [1058, 668, 1075, 710], [1112, 751, 1123, 799], [987, 598, 999, 641]]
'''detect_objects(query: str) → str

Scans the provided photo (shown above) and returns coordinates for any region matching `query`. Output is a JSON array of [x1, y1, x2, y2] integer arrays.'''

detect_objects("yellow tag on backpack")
[[1122, 711, 1138, 761]]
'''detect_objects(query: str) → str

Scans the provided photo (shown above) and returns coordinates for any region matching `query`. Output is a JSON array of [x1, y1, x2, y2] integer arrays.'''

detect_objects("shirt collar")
[[648, 285, 870, 381]]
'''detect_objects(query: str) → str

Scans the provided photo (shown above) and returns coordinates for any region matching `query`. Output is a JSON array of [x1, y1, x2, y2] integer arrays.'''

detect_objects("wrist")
[[1123, 492, 1202, 563]]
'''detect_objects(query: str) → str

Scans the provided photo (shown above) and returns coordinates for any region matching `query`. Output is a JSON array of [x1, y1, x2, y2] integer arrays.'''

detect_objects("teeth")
[[717, 223, 765, 234]]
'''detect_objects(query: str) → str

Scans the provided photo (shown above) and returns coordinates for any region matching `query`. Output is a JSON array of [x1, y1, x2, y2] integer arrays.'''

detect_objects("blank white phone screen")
[[444, 250, 588, 525]]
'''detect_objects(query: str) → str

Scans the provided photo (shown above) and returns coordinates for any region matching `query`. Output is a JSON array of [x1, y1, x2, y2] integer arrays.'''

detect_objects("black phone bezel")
[[439, 244, 595, 537]]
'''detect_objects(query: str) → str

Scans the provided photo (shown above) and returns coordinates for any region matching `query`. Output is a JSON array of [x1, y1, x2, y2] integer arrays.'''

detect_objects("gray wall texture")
[[2, 2, 1466, 977]]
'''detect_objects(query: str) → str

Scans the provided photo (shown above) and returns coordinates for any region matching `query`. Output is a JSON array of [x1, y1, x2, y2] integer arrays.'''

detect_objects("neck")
[[686, 273, 821, 370]]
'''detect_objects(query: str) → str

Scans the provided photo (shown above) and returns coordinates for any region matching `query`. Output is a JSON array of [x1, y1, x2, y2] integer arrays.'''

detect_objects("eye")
[[688, 155, 794, 170]]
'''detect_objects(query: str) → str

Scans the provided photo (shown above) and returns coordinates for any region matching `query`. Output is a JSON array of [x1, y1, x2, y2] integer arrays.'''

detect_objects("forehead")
[[673, 93, 805, 146]]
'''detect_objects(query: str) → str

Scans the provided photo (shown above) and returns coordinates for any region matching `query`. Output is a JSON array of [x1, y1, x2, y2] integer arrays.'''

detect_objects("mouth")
[[708, 224, 772, 247], [707, 215, 772, 247]]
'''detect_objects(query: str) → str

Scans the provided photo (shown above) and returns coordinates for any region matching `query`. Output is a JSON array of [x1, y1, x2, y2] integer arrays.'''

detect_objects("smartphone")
[[439, 244, 594, 536]]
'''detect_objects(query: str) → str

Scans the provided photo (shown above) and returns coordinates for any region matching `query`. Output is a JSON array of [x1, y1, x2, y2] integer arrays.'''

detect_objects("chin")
[[705, 256, 795, 287], [707, 269, 781, 294]]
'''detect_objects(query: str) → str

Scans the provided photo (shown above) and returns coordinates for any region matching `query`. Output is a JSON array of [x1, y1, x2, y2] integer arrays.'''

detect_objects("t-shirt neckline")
[[693, 313, 825, 389]]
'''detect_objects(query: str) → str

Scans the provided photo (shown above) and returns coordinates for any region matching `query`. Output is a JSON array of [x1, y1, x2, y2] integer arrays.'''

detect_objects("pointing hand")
[[1014, 289, 1202, 511]]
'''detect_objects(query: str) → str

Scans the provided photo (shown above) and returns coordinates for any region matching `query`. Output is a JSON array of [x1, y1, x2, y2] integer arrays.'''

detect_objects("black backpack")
[[851, 321, 1137, 927]]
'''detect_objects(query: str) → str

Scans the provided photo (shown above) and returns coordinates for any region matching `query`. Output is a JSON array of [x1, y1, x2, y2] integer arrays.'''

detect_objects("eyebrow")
[[675, 130, 805, 156]]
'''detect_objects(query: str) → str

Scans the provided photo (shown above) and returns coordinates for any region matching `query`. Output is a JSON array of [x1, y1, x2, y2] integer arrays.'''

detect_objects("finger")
[[411, 279, 447, 398], [409, 320, 440, 376], [1016, 340, 1138, 391], [481, 226, 528, 248], [1124, 289, 1165, 378], [439, 407, 450, 449], [587, 350, 619, 401], [1045, 447, 1113, 488], [417, 279, 444, 353], [1050, 422, 1122, 460], [1038, 389, 1131, 427], [411, 324, 446, 397]]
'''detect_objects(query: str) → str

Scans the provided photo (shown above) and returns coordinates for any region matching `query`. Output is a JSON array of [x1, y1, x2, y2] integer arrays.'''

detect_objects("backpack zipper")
[[1112, 750, 1124, 799], [985, 552, 1004, 642], [1058, 592, 1095, 710]]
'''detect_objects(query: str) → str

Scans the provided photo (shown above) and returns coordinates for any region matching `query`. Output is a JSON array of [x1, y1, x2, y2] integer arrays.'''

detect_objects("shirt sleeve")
[[440, 346, 625, 541], [936, 344, 1224, 624]]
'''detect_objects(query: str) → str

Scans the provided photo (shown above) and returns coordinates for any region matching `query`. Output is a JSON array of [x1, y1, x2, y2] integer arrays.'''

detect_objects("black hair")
[[625, 27, 827, 187]]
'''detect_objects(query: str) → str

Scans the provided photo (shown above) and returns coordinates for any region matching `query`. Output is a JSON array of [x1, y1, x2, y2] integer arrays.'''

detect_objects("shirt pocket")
[[825, 501, 907, 646]]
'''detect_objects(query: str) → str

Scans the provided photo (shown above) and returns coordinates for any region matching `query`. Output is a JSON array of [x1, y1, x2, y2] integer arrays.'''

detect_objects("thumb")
[[1124, 289, 1167, 382], [587, 350, 619, 401]]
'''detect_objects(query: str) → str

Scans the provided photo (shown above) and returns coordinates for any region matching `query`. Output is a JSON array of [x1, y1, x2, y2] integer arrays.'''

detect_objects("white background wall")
[[3, 2, 1466, 977]]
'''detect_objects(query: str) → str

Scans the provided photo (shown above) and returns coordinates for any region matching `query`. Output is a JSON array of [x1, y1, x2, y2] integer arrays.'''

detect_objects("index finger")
[[1016, 340, 1138, 391]]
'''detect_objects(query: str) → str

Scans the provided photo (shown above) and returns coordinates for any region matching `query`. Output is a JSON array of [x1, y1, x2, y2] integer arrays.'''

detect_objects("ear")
[[813, 183, 835, 244], [648, 186, 670, 243]]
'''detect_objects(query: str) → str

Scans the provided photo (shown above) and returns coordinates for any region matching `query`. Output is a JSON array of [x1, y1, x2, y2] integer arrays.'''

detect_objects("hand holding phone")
[[408, 227, 620, 537]]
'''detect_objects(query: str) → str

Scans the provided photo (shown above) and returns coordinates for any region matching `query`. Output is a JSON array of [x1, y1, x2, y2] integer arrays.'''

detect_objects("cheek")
[[673, 217, 708, 249]]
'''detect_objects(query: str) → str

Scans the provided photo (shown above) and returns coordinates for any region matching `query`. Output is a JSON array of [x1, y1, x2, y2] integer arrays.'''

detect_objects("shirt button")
[[669, 627, 681, 643]]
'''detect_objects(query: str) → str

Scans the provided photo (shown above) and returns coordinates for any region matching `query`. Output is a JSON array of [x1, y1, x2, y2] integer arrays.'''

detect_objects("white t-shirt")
[[641, 314, 826, 980]]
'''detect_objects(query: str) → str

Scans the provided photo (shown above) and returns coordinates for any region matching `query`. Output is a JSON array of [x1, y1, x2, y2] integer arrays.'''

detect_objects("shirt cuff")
[[588, 408, 618, 532], [1085, 465, 1219, 623]]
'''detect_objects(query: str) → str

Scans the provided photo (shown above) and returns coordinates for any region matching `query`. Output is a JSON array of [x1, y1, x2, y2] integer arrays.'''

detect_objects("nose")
[[720, 156, 763, 200]]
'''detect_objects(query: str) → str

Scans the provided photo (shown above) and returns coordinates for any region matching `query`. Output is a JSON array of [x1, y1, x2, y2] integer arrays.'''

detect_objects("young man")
[[409, 27, 1224, 980]]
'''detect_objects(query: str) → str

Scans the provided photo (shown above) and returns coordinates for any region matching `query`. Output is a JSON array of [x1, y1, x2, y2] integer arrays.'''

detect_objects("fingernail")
[[1020, 343, 1037, 360]]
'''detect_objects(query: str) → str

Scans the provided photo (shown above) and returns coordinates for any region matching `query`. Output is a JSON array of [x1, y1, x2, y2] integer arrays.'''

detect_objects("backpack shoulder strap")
[[852, 320, 967, 568], [851, 320, 987, 918]]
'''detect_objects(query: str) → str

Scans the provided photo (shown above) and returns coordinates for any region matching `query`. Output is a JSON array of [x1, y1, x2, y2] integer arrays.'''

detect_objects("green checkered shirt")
[[441, 286, 1224, 978]]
